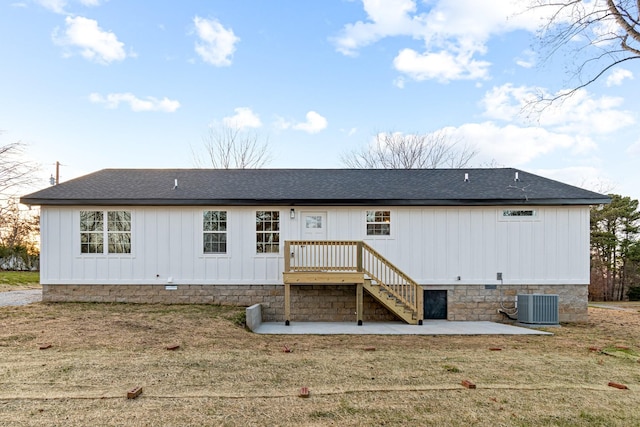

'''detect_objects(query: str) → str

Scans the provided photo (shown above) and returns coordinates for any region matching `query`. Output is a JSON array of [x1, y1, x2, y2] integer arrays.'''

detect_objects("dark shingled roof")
[[20, 168, 610, 206]]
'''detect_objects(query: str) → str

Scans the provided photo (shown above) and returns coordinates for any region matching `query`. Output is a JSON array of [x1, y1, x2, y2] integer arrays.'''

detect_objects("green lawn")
[[0, 271, 40, 291]]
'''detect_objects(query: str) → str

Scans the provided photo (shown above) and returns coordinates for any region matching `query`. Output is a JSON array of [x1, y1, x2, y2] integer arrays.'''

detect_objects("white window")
[[256, 211, 280, 253], [500, 209, 539, 221], [366, 210, 390, 236], [503, 209, 537, 217], [203, 211, 227, 254], [81, 210, 131, 254]]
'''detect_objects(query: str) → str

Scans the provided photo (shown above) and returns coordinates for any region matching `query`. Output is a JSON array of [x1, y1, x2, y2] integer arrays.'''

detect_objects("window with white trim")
[[80, 210, 131, 254], [256, 211, 279, 253], [203, 210, 227, 254], [502, 209, 537, 217], [366, 210, 390, 236]]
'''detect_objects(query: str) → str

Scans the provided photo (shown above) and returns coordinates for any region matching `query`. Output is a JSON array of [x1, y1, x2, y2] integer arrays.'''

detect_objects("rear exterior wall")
[[40, 205, 591, 287], [39, 205, 591, 322]]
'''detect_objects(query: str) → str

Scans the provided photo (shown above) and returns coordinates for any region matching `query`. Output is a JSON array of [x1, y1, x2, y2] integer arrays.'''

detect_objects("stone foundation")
[[42, 283, 589, 323], [424, 284, 588, 323], [42, 284, 397, 322]]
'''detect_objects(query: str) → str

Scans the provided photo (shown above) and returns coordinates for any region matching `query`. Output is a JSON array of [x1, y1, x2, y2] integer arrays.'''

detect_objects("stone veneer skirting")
[[42, 283, 588, 323], [422, 284, 588, 323]]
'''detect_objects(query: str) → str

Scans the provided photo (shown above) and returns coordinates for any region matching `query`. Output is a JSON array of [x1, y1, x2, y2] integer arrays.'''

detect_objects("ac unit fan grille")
[[517, 294, 559, 325]]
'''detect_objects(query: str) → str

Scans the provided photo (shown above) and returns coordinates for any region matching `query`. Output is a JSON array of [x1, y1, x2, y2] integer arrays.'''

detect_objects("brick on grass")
[[127, 386, 143, 399], [608, 382, 629, 390], [461, 380, 477, 389], [298, 387, 310, 398]]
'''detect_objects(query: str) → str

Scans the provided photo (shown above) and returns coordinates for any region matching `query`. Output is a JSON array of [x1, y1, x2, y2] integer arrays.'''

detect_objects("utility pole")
[[50, 161, 61, 185]]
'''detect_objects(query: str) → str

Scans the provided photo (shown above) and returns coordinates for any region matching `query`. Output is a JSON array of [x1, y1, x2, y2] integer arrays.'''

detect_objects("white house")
[[21, 168, 609, 324]]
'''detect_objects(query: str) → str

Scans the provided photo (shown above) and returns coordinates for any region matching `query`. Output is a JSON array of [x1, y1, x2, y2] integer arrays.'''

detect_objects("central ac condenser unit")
[[517, 294, 559, 325]]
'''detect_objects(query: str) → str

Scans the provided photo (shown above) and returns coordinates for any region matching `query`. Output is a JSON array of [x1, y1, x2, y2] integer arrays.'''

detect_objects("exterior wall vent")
[[517, 294, 559, 325]]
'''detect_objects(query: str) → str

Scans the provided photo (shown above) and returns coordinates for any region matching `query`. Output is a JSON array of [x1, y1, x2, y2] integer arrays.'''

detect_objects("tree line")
[[590, 194, 640, 301], [0, 140, 39, 271]]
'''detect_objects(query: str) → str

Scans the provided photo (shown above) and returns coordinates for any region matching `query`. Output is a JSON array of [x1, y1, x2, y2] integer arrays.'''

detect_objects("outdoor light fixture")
[[290, 208, 295, 219]]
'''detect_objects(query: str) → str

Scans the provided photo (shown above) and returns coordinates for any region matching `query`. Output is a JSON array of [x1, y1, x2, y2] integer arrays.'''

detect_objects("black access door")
[[424, 290, 447, 319]]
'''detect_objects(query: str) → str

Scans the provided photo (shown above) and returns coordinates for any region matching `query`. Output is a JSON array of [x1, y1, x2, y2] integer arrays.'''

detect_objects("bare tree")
[[192, 125, 271, 169], [530, 0, 640, 106], [341, 131, 476, 169], [0, 141, 38, 198]]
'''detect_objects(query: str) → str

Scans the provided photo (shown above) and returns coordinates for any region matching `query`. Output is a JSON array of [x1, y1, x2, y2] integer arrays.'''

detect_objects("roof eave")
[[20, 197, 612, 207]]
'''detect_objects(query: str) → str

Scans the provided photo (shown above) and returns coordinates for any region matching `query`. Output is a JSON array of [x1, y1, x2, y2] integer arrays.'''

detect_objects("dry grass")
[[1, 302, 639, 426]]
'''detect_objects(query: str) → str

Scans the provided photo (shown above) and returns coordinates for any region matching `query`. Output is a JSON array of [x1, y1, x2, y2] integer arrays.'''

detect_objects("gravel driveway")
[[0, 289, 42, 307]]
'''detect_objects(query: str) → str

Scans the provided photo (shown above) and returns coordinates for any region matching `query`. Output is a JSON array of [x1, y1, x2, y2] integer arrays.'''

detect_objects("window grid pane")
[[256, 211, 280, 253], [107, 211, 132, 253], [81, 232, 104, 253], [366, 210, 391, 236], [80, 211, 104, 253], [203, 211, 227, 254]]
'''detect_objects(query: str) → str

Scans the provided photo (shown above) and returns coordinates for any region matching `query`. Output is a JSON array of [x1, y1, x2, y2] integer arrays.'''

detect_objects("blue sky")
[[2, 0, 639, 200]]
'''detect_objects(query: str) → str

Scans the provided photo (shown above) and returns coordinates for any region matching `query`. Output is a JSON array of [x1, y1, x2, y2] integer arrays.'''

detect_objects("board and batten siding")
[[39, 205, 590, 286]]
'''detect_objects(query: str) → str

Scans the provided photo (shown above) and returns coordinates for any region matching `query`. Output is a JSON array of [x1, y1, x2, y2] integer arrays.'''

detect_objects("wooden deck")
[[283, 241, 423, 325]]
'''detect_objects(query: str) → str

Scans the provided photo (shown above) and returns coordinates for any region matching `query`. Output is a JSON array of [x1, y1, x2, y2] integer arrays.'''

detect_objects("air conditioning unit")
[[517, 294, 559, 325]]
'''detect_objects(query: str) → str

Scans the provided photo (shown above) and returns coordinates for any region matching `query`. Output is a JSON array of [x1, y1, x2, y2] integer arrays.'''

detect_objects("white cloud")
[[223, 107, 262, 129], [443, 122, 576, 166], [332, 0, 552, 83], [37, 0, 66, 13], [276, 111, 328, 134], [393, 47, 491, 82], [36, 0, 105, 13], [515, 49, 535, 68], [393, 77, 406, 88], [53, 16, 128, 64], [193, 16, 239, 67], [480, 83, 635, 136], [89, 92, 180, 112], [432, 82, 637, 171], [606, 68, 633, 87], [293, 111, 328, 134], [331, 0, 421, 56]]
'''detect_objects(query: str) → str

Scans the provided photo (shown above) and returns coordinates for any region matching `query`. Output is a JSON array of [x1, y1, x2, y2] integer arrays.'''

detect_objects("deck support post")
[[284, 282, 291, 326], [417, 285, 424, 325], [356, 282, 363, 325]]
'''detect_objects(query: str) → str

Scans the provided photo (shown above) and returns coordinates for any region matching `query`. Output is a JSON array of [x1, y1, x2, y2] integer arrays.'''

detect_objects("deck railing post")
[[284, 241, 291, 272], [356, 241, 363, 272]]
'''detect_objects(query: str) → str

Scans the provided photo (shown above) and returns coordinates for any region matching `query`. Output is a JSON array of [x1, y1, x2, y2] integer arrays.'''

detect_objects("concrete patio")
[[251, 320, 553, 335]]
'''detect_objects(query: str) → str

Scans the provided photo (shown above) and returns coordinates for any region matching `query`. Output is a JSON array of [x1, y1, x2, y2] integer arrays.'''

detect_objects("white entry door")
[[301, 212, 327, 240]]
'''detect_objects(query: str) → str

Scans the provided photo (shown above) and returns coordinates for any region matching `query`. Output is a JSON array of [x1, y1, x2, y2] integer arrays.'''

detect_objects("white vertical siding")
[[39, 205, 591, 286]]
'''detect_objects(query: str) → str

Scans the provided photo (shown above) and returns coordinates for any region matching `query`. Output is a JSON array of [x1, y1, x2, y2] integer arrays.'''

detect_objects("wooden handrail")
[[285, 240, 423, 319], [359, 241, 420, 313]]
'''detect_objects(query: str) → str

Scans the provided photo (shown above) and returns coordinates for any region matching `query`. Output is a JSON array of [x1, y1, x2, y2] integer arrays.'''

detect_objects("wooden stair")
[[363, 278, 419, 324]]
